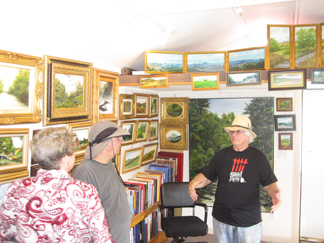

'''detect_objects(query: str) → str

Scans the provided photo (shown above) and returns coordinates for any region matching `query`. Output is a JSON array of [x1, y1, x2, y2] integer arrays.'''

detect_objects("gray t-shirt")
[[72, 159, 131, 243]]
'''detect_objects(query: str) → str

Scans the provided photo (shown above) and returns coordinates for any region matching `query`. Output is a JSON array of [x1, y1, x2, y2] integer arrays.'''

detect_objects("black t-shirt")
[[202, 146, 277, 227]]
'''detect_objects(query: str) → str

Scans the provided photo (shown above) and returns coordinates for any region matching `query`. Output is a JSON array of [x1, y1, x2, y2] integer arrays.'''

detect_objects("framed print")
[[0, 50, 43, 125], [160, 124, 188, 150], [139, 75, 169, 88], [267, 25, 292, 69], [276, 98, 293, 111], [122, 147, 143, 174], [227, 71, 261, 86], [136, 120, 149, 143], [268, 70, 306, 90], [148, 120, 159, 141], [141, 143, 158, 166], [185, 51, 226, 72], [119, 94, 135, 119], [135, 93, 149, 118], [228, 47, 265, 71], [279, 133, 293, 150], [67, 121, 92, 163], [0, 128, 29, 183], [321, 23, 324, 67], [120, 120, 137, 146], [149, 94, 159, 117], [311, 68, 324, 84], [43, 55, 93, 126], [191, 73, 220, 91], [93, 68, 118, 122], [145, 50, 184, 74], [274, 114, 296, 131], [161, 97, 189, 124]]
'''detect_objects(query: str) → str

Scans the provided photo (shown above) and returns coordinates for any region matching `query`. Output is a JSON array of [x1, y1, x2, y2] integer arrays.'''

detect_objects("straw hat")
[[224, 116, 257, 139]]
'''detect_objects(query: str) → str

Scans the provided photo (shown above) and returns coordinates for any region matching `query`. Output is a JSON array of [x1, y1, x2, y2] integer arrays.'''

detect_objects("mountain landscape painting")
[[229, 48, 265, 71], [187, 53, 225, 72], [146, 52, 183, 73]]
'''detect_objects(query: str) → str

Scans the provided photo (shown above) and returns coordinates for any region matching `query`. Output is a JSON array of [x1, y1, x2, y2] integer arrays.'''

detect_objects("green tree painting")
[[55, 78, 83, 108], [8, 69, 30, 106]]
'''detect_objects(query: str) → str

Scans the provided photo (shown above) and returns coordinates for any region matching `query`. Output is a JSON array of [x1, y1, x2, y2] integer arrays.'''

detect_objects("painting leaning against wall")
[[189, 97, 274, 212]]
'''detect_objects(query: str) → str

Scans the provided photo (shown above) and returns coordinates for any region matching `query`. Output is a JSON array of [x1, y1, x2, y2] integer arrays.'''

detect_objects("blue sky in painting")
[[207, 98, 252, 116], [187, 53, 224, 64], [230, 49, 264, 61], [147, 53, 183, 64]]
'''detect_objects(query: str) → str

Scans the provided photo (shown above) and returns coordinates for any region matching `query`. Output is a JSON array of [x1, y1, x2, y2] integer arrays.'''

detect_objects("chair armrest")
[[194, 202, 208, 223]]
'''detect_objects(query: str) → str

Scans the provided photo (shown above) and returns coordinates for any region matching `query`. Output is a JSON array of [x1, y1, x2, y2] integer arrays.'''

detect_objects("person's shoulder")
[[247, 146, 267, 158], [69, 177, 99, 193]]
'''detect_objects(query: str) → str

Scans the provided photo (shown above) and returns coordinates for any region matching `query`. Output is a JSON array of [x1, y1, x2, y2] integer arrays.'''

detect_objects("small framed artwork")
[[0, 128, 29, 183], [136, 120, 149, 143], [228, 47, 265, 71], [274, 114, 296, 131], [0, 50, 43, 125], [120, 120, 137, 146], [43, 55, 93, 126], [160, 124, 188, 150], [141, 143, 158, 166], [227, 71, 261, 86], [322, 23, 324, 68], [145, 50, 184, 74], [93, 68, 119, 122], [119, 94, 135, 119], [191, 73, 220, 91], [148, 120, 159, 141], [268, 70, 306, 90], [135, 93, 149, 118], [311, 68, 324, 84], [276, 98, 293, 111], [161, 97, 189, 124], [149, 94, 159, 117], [139, 75, 169, 88], [185, 51, 226, 72], [122, 147, 143, 174], [279, 133, 293, 150]]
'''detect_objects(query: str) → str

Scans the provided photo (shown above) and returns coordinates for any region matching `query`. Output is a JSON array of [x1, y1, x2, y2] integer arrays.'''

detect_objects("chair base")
[[171, 238, 208, 243]]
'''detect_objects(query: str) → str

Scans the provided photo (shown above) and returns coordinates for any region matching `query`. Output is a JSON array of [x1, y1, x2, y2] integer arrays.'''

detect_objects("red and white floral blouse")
[[0, 169, 114, 243]]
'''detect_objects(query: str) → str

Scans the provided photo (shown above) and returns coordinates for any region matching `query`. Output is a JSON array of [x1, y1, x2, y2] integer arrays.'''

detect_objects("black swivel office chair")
[[160, 182, 208, 243]]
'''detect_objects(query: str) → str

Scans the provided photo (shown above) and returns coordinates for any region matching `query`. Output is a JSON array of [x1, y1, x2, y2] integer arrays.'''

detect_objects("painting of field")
[[227, 72, 260, 86], [279, 134, 292, 150], [229, 48, 265, 71], [136, 97, 147, 115], [140, 75, 168, 88], [294, 26, 317, 68], [192, 74, 219, 90], [146, 52, 183, 73], [142, 144, 157, 164], [272, 73, 303, 86], [73, 129, 89, 153], [277, 117, 293, 129], [187, 53, 225, 72], [124, 149, 141, 171], [269, 26, 290, 68]]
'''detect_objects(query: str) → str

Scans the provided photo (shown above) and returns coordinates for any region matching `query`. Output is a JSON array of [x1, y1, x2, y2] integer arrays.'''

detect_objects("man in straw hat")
[[73, 120, 132, 243], [189, 115, 281, 243]]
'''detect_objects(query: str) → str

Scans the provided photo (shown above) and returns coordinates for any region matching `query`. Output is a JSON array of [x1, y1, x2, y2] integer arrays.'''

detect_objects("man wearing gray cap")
[[73, 120, 131, 243]]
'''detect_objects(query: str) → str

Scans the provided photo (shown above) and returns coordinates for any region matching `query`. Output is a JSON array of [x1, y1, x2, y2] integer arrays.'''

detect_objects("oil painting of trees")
[[294, 26, 317, 68], [269, 26, 291, 68]]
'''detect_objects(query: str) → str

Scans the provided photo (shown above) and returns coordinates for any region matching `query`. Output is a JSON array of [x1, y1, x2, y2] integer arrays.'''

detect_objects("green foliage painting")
[[295, 26, 317, 68], [189, 97, 274, 212], [269, 26, 290, 68], [0, 136, 23, 166]]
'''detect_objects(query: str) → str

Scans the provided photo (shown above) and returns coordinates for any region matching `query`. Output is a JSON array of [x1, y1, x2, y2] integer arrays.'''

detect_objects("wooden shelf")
[[130, 201, 160, 228]]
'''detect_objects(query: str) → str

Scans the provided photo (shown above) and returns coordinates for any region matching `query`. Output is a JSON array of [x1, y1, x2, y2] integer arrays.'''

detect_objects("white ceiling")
[[0, 0, 323, 73]]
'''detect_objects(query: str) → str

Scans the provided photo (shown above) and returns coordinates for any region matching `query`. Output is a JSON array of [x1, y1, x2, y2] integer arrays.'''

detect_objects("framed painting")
[[274, 114, 296, 131], [268, 70, 306, 90], [191, 73, 220, 91], [139, 75, 169, 88], [160, 124, 188, 150], [276, 98, 293, 111], [135, 93, 149, 118], [67, 121, 92, 163], [279, 133, 293, 150], [148, 120, 159, 141], [227, 71, 261, 86], [43, 55, 93, 126], [160, 97, 189, 124], [119, 94, 135, 119], [0, 128, 29, 184], [136, 120, 149, 143], [293, 24, 318, 69], [228, 47, 265, 71], [267, 25, 292, 69], [122, 147, 143, 174], [141, 143, 158, 166], [0, 50, 43, 125], [120, 120, 137, 146], [93, 68, 118, 122], [311, 68, 324, 84], [321, 23, 324, 67], [149, 94, 159, 117], [185, 51, 226, 72], [145, 50, 184, 74]]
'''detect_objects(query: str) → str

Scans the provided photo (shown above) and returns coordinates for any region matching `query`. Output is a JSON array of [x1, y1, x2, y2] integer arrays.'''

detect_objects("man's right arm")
[[188, 173, 211, 201]]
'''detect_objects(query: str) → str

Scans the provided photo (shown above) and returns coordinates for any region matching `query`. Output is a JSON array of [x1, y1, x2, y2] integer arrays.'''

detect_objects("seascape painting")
[[99, 80, 113, 114], [187, 53, 225, 72], [0, 136, 23, 167], [269, 26, 290, 68], [189, 97, 274, 212], [146, 52, 183, 73], [294, 26, 317, 68], [229, 48, 265, 71]]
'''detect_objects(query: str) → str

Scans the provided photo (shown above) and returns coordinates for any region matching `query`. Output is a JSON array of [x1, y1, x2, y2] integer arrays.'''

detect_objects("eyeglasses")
[[229, 130, 245, 136], [115, 136, 124, 142]]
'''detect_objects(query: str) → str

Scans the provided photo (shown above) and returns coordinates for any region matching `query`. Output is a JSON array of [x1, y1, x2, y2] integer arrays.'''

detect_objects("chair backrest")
[[161, 182, 195, 208]]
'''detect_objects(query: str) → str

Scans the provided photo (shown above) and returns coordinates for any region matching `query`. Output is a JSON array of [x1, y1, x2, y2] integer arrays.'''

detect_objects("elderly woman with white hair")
[[0, 126, 114, 243]]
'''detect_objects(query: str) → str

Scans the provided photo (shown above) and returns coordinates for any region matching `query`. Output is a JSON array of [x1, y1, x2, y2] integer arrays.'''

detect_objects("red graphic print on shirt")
[[229, 158, 248, 183]]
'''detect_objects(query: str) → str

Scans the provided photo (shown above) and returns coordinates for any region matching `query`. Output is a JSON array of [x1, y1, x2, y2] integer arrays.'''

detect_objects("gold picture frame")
[[185, 51, 226, 72], [135, 93, 149, 118], [145, 50, 184, 74], [120, 120, 137, 146], [122, 147, 143, 174], [149, 94, 159, 117], [0, 50, 43, 125], [43, 55, 93, 126], [228, 47, 266, 72], [148, 120, 159, 141], [136, 120, 149, 143], [139, 75, 169, 88], [93, 68, 119, 122], [0, 128, 29, 184], [119, 94, 135, 120], [160, 124, 188, 150], [276, 97, 293, 111], [191, 73, 220, 91], [141, 143, 158, 166], [161, 97, 189, 124]]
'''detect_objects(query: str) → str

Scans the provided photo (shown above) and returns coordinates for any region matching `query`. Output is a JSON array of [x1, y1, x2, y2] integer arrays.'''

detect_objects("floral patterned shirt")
[[0, 169, 114, 243]]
